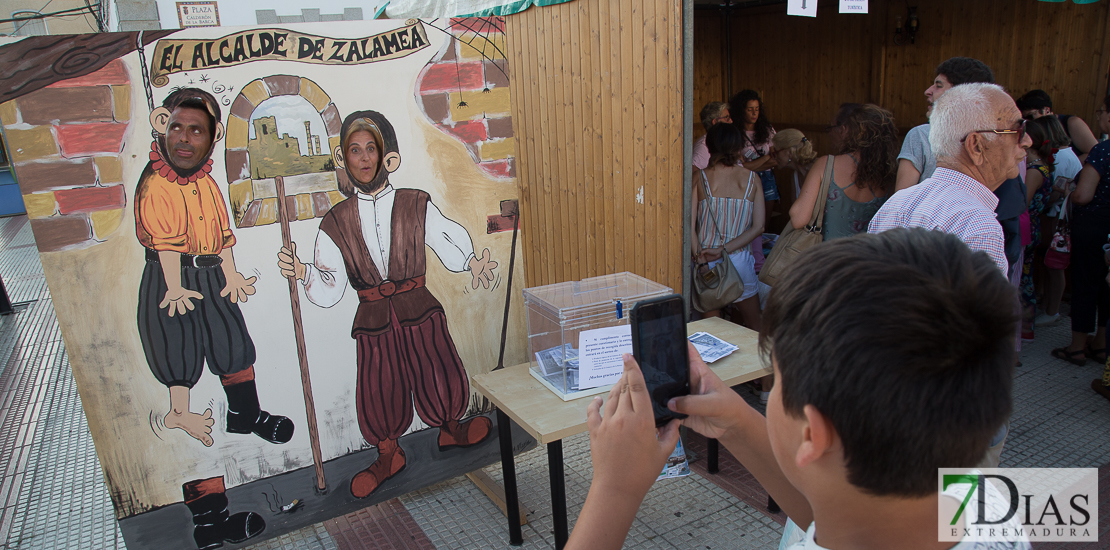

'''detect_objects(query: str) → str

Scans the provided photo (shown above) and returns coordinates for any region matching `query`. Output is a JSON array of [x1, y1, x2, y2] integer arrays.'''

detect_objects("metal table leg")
[[768, 496, 780, 513], [0, 276, 12, 315], [497, 409, 523, 546], [707, 437, 719, 474], [548, 441, 568, 549]]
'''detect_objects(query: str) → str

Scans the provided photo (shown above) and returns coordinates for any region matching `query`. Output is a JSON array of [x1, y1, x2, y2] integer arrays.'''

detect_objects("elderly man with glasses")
[[869, 83, 1031, 470], [870, 83, 1030, 275]]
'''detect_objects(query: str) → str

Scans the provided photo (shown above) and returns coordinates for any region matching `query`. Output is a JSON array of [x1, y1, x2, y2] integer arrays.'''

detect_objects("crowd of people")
[[568, 56, 1110, 550], [691, 57, 1110, 406]]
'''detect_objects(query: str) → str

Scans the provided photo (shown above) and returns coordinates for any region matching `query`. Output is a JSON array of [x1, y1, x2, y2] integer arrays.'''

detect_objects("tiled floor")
[[0, 212, 1107, 549]]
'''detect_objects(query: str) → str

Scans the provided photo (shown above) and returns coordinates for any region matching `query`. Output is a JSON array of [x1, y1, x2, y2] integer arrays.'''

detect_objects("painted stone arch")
[[224, 75, 347, 229]]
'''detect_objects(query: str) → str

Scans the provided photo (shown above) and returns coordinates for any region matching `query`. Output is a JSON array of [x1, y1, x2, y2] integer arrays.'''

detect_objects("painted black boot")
[[223, 379, 294, 444], [184, 479, 265, 550]]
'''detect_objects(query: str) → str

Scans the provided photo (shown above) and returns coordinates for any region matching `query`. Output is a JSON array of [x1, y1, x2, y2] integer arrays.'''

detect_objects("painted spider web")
[[422, 17, 509, 107]]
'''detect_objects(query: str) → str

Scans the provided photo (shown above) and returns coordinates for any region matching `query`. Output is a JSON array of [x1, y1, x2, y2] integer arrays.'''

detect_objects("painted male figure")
[[278, 110, 497, 498], [135, 88, 294, 448]]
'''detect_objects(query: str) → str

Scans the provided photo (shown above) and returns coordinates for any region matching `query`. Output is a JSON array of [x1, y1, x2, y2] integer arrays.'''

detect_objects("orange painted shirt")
[[135, 169, 236, 255]]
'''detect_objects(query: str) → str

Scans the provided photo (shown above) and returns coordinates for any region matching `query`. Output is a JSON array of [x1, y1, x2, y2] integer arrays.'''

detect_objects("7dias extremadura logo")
[[938, 468, 1098, 543]]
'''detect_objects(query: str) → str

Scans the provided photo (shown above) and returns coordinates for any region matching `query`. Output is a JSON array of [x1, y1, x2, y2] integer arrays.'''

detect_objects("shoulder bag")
[[758, 155, 835, 287], [692, 170, 746, 312]]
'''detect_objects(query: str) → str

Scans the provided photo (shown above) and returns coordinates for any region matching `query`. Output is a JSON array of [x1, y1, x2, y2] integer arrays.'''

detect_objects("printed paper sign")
[[177, 2, 219, 28], [839, 0, 868, 13], [578, 325, 634, 389], [787, 0, 818, 17]]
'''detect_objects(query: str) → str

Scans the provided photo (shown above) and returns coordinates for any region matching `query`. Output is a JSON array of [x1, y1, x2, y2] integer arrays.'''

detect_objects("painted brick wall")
[[2, 59, 131, 252], [416, 18, 516, 180]]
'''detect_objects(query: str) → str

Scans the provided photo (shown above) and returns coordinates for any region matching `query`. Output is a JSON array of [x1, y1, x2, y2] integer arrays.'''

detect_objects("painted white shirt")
[[302, 184, 476, 307]]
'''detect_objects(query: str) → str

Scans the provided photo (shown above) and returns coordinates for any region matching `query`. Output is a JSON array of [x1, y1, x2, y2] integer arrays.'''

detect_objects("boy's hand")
[[220, 271, 257, 303], [668, 342, 749, 439], [160, 286, 203, 317], [585, 354, 681, 502]]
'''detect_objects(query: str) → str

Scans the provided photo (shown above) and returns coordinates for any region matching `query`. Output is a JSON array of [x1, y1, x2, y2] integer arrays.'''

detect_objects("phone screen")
[[631, 295, 690, 426]]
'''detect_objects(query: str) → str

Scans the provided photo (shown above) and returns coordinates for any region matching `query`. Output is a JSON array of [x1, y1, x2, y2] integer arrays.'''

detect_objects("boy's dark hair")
[[759, 228, 1016, 497], [1015, 89, 1053, 113], [935, 57, 994, 86], [729, 89, 773, 148], [162, 87, 221, 139], [706, 122, 744, 167]]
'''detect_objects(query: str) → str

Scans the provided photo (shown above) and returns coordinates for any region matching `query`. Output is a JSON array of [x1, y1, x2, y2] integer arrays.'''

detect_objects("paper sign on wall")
[[787, 0, 818, 17], [578, 325, 633, 389], [839, 0, 868, 13]]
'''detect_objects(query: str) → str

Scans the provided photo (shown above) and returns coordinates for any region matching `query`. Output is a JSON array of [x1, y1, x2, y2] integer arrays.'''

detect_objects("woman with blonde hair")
[[789, 103, 898, 240], [771, 128, 817, 199]]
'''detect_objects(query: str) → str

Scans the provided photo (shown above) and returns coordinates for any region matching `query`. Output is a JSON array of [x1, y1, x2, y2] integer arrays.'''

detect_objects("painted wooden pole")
[[274, 175, 327, 493]]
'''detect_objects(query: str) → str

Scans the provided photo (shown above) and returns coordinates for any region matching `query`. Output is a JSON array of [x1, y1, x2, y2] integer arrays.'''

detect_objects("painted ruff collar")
[[149, 141, 214, 185]]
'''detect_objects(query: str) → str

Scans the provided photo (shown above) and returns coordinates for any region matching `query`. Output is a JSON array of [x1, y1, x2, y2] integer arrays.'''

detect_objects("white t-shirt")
[[785, 473, 1031, 550], [1046, 147, 1082, 217], [1054, 146, 1082, 182]]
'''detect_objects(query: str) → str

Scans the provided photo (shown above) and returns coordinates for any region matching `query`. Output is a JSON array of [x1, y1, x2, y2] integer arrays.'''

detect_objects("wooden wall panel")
[[879, 0, 1110, 131], [692, 0, 1110, 215], [692, 10, 726, 139], [505, 0, 685, 292]]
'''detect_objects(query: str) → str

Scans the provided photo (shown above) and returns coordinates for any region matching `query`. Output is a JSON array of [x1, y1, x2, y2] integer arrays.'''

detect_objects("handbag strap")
[[699, 169, 728, 253], [805, 155, 835, 232], [1058, 188, 1072, 223]]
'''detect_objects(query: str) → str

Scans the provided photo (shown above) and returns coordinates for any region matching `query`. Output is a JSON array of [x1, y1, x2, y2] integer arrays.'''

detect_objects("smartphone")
[[630, 294, 690, 426]]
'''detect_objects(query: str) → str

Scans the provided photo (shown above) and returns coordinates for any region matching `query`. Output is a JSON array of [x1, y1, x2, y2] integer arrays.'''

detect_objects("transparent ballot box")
[[523, 272, 672, 400]]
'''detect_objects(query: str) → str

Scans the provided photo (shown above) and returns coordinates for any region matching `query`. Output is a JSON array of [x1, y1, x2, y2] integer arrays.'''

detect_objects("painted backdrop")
[[0, 17, 526, 549]]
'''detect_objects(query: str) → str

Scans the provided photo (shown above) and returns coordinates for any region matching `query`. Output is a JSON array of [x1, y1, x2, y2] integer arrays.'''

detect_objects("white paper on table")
[[787, 0, 818, 17], [839, 0, 867, 13], [577, 324, 633, 389], [688, 331, 739, 363]]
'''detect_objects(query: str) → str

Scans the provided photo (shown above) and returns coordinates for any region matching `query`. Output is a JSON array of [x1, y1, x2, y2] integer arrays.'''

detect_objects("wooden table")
[[472, 317, 769, 548]]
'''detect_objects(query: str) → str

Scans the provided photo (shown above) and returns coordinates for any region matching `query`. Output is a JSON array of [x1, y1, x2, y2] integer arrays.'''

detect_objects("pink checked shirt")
[[868, 167, 1008, 275]]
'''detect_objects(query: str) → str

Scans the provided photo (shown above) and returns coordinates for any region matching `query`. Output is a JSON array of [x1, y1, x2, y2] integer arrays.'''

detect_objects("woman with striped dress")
[[691, 122, 766, 330]]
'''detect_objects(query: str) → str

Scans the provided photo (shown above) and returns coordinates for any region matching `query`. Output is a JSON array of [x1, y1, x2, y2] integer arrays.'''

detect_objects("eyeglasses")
[[961, 118, 1026, 143]]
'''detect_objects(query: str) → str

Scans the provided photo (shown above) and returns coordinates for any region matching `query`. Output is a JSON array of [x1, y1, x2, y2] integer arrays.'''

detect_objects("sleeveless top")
[[1057, 114, 1089, 155], [822, 169, 886, 241], [696, 170, 755, 252]]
